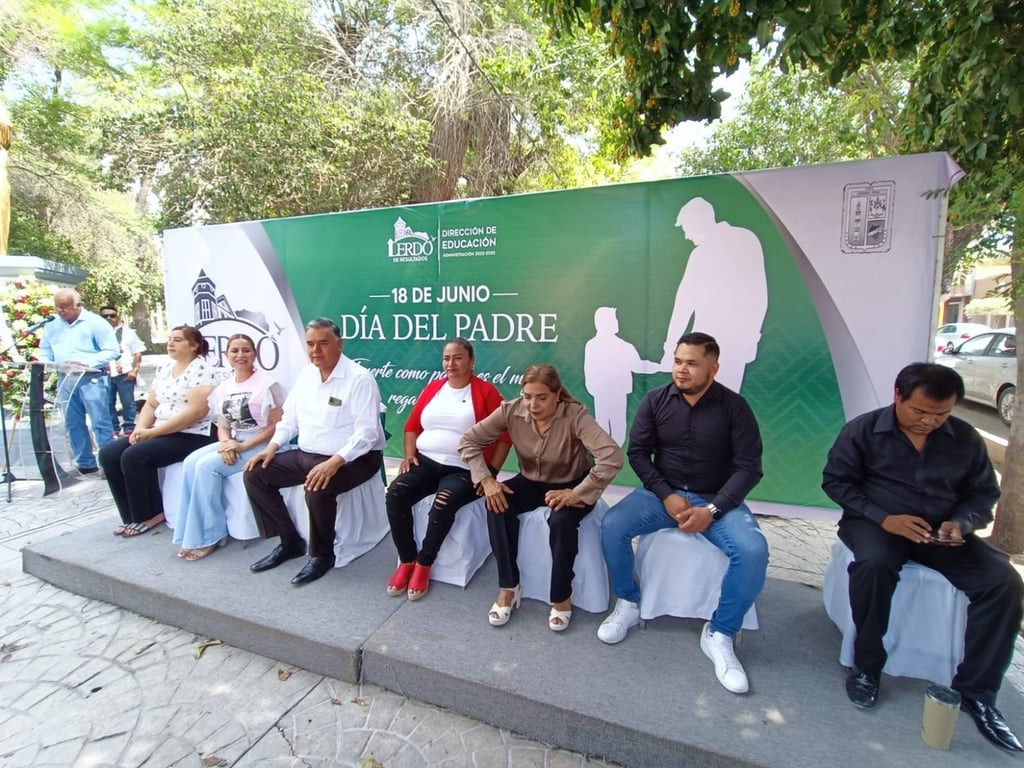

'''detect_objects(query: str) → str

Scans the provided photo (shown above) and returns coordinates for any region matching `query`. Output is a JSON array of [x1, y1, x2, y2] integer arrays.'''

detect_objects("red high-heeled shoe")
[[407, 563, 431, 601], [386, 561, 415, 597]]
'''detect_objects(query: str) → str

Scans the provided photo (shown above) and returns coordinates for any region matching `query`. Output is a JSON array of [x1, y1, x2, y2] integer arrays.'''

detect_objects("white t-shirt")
[[213, 369, 284, 439], [152, 357, 219, 435], [415, 382, 475, 468]]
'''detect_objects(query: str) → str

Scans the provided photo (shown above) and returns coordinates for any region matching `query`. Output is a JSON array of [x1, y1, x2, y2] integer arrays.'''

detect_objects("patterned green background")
[[263, 174, 846, 509]]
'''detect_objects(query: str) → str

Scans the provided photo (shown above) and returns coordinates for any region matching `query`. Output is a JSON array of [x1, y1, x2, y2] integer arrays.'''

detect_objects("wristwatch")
[[707, 503, 725, 521]]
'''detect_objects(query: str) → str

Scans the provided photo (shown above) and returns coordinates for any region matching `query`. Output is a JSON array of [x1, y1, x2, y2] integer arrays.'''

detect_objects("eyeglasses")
[[101, 313, 117, 319]]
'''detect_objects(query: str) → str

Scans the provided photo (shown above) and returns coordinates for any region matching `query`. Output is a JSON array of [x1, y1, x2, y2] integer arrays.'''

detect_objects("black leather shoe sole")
[[845, 669, 879, 709], [249, 545, 304, 573], [962, 697, 1024, 752]]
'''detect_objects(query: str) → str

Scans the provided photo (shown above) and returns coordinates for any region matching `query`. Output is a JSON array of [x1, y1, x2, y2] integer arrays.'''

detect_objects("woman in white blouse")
[[100, 325, 218, 537], [174, 333, 284, 560]]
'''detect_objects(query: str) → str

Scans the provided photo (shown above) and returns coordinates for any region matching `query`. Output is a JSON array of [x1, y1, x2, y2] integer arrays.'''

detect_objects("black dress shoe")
[[249, 543, 305, 573], [291, 555, 335, 585], [961, 697, 1024, 752], [845, 669, 879, 709]]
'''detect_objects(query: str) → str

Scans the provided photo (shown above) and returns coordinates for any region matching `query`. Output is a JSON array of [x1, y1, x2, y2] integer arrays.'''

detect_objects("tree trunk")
[[988, 198, 1024, 554]]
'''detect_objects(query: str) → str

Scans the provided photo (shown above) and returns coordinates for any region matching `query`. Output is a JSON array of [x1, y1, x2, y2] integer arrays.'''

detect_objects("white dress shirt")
[[271, 355, 385, 462]]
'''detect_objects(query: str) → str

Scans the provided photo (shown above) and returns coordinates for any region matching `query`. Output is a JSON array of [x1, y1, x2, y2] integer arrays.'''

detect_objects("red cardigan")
[[404, 375, 510, 466]]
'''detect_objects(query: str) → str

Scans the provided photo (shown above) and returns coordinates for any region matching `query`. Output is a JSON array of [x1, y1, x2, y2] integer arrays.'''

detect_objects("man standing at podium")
[[36, 288, 119, 474]]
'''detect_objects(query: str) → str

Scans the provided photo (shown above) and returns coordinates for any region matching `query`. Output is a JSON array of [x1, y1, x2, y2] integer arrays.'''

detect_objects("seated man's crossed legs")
[[244, 449, 382, 586]]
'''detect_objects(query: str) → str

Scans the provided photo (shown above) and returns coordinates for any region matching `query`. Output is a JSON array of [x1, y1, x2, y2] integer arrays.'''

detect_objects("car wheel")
[[997, 386, 1015, 426], [944, 341, 954, 353]]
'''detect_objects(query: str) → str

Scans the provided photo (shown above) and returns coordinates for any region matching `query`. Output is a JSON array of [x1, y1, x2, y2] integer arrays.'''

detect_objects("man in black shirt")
[[823, 362, 1022, 753], [598, 332, 768, 695]]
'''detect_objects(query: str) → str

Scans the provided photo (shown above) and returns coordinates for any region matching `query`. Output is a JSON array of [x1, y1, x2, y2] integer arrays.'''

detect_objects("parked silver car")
[[934, 322, 991, 354], [938, 329, 1016, 425]]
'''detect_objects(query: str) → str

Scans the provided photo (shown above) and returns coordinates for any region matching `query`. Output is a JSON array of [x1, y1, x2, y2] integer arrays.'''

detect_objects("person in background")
[[99, 305, 145, 437], [36, 288, 119, 474], [99, 325, 218, 537], [174, 333, 284, 561], [459, 363, 623, 632], [385, 338, 510, 600], [822, 362, 1022, 753]]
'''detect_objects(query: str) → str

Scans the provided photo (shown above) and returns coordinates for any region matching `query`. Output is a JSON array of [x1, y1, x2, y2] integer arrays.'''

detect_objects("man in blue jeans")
[[36, 288, 119, 474], [598, 331, 768, 694]]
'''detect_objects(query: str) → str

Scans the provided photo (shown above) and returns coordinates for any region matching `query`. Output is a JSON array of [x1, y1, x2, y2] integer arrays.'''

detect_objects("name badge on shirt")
[[328, 396, 343, 407]]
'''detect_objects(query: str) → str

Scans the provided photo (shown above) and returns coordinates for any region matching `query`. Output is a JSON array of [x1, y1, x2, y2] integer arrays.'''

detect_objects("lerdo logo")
[[387, 217, 434, 263]]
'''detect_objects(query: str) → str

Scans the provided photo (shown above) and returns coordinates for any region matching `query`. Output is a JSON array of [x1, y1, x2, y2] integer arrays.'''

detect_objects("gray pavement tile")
[[1, 476, 629, 768]]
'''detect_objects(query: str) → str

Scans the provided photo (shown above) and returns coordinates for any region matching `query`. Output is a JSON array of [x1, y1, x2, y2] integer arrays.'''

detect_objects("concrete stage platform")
[[23, 520, 1023, 768]]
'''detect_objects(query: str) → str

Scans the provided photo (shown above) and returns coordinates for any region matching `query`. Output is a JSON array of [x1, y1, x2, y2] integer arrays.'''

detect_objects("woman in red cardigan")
[[385, 338, 511, 600]]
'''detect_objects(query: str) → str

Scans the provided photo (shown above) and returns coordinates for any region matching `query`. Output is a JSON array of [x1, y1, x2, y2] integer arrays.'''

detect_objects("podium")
[[0, 361, 93, 499]]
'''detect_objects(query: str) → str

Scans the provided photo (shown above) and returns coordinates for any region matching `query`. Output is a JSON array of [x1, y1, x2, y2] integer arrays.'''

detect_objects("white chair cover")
[[162, 465, 388, 568], [411, 495, 491, 588], [635, 527, 759, 630], [517, 498, 610, 614], [822, 540, 967, 683], [284, 476, 389, 567]]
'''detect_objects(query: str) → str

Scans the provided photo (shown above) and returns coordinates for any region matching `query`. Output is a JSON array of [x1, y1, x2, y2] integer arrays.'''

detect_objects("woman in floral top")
[[100, 325, 219, 537]]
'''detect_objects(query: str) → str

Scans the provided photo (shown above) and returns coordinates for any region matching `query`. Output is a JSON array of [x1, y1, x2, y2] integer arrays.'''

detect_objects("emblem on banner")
[[841, 181, 894, 253], [387, 217, 434, 263], [191, 269, 284, 372]]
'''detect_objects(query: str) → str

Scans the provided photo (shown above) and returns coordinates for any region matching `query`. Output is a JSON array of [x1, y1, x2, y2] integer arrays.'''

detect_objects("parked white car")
[[934, 322, 991, 354], [937, 328, 1016, 425]]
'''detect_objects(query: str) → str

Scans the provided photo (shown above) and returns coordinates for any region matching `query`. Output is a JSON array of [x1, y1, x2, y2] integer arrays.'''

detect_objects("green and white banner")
[[163, 152, 960, 514]]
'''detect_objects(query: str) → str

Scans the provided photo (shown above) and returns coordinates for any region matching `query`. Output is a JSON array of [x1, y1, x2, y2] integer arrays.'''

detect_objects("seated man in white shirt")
[[243, 317, 385, 585]]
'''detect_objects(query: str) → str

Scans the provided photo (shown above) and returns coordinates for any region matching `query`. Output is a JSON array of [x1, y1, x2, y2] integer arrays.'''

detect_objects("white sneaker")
[[597, 598, 641, 644], [700, 622, 749, 694]]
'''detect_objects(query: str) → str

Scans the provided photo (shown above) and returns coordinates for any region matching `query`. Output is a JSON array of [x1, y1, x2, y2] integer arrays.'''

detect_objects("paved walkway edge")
[[22, 519, 1023, 768]]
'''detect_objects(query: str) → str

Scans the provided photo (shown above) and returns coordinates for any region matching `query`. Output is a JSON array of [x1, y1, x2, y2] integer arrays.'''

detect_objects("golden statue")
[[0, 101, 10, 256]]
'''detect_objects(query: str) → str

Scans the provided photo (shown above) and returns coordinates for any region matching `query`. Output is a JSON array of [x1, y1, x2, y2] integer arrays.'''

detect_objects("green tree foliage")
[[675, 56, 905, 175], [1, 1, 163, 319]]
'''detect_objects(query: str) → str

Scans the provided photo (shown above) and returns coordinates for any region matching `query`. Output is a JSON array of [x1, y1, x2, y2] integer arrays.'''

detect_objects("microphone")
[[22, 315, 56, 335]]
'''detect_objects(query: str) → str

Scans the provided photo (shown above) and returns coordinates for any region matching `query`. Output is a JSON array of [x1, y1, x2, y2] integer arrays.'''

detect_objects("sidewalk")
[[6, 466, 1023, 766]]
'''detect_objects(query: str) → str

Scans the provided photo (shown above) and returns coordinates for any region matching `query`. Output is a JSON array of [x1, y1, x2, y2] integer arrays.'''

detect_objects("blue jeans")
[[60, 373, 115, 470], [602, 488, 769, 636], [108, 374, 138, 433], [173, 441, 267, 549]]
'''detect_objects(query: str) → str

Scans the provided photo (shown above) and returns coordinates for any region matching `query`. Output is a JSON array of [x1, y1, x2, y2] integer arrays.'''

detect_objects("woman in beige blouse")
[[459, 363, 623, 631]]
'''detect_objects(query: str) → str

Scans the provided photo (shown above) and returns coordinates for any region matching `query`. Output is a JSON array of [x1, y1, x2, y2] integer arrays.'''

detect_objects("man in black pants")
[[243, 318, 385, 586], [823, 362, 1022, 753]]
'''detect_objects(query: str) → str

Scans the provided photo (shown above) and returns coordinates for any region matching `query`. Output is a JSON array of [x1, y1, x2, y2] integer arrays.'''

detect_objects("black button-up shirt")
[[627, 381, 763, 511], [821, 405, 999, 534]]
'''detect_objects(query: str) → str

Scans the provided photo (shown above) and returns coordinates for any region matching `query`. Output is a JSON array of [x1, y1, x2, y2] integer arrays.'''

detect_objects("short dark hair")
[[895, 362, 964, 403], [99, 305, 117, 315], [305, 317, 341, 338], [676, 331, 720, 361]]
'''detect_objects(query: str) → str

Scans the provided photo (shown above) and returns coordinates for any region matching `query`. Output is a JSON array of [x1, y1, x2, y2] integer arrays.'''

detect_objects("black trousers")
[[487, 473, 593, 604], [839, 517, 1023, 703], [99, 432, 215, 524], [243, 449, 382, 558], [385, 454, 477, 566]]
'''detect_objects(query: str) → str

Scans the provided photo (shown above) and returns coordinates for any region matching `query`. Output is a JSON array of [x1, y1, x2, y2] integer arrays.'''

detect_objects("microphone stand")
[[0, 317, 69, 501]]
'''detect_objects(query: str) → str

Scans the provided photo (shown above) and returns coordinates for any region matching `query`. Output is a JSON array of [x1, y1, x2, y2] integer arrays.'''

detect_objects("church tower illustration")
[[192, 270, 235, 325]]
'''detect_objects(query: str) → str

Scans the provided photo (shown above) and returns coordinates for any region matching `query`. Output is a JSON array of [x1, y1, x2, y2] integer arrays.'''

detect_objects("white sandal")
[[488, 585, 522, 627], [548, 606, 573, 632]]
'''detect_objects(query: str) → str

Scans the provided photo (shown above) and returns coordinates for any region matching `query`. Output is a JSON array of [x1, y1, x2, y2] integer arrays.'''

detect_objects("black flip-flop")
[[121, 521, 159, 537]]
